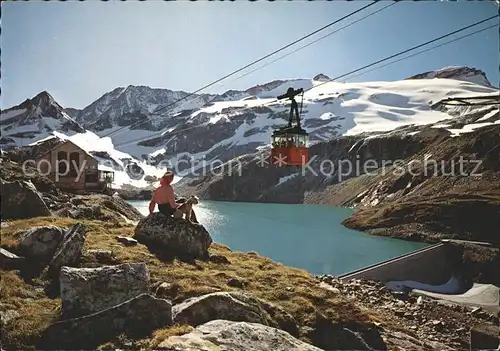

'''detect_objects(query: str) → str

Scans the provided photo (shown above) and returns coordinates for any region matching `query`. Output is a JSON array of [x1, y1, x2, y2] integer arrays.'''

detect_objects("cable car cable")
[[337, 22, 500, 83], [297, 21, 500, 195], [269, 16, 499, 167], [113, 16, 497, 150], [100, 1, 380, 140], [111, 15, 499, 151], [301, 14, 499, 95], [231, 2, 397, 83]]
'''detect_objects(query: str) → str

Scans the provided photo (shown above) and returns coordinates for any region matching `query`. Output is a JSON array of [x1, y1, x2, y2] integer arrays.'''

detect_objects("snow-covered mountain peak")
[[0, 91, 85, 147], [313, 73, 331, 82], [14, 90, 60, 112], [245, 79, 287, 96], [405, 66, 494, 88], [2, 90, 71, 123], [244, 78, 314, 99], [76, 84, 217, 132]]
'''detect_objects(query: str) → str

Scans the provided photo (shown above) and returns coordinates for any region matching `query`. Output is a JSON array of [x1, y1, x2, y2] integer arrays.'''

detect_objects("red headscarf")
[[159, 171, 174, 186]]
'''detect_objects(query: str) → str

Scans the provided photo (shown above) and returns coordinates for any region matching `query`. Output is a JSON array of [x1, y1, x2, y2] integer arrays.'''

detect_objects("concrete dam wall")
[[338, 242, 462, 286]]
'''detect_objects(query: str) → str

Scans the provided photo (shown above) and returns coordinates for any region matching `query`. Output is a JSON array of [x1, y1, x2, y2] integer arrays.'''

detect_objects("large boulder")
[[60, 262, 150, 318], [48, 223, 87, 277], [53, 195, 144, 222], [158, 320, 323, 351], [134, 212, 212, 261], [17, 225, 65, 260], [40, 294, 173, 350], [0, 179, 51, 220], [99, 195, 144, 221], [172, 291, 298, 337]]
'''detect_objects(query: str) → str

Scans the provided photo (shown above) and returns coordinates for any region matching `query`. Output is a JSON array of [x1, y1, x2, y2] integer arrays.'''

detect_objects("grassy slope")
[[1, 216, 376, 350]]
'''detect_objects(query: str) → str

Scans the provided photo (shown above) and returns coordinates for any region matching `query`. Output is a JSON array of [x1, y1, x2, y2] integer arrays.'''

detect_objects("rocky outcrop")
[[158, 320, 322, 351], [98, 195, 144, 221], [0, 179, 51, 220], [11, 224, 87, 278], [209, 253, 231, 264], [61, 204, 103, 220], [48, 223, 87, 277], [0, 157, 64, 203], [454, 243, 500, 287], [341, 124, 500, 246], [317, 277, 499, 349], [59, 263, 150, 318], [40, 293, 173, 350], [17, 225, 65, 260], [405, 66, 493, 87], [381, 330, 454, 351], [313, 73, 331, 81], [305, 314, 386, 351], [134, 213, 212, 261], [172, 291, 298, 336], [54, 195, 144, 222], [343, 195, 500, 245]]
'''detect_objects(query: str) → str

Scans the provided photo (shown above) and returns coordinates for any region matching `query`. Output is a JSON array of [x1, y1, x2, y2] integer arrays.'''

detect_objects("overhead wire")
[[300, 14, 500, 95], [337, 23, 500, 83], [215, 15, 500, 201], [293, 17, 500, 197], [231, 2, 397, 83], [113, 15, 499, 150], [100, 1, 380, 140], [173, 15, 500, 216]]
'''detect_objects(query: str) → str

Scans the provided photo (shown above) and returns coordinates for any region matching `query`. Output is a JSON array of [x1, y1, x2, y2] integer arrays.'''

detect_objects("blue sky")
[[2, 1, 498, 109]]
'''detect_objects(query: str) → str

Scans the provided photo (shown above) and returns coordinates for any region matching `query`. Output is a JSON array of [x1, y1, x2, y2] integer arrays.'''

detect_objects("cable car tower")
[[270, 87, 309, 166]]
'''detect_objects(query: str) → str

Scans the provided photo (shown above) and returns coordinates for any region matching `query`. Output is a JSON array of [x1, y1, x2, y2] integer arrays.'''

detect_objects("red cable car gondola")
[[270, 87, 309, 166]]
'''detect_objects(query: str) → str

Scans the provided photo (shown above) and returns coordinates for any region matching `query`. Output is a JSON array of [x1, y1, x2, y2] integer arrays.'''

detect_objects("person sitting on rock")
[[149, 171, 181, 216], [149, 171, 199, 223]]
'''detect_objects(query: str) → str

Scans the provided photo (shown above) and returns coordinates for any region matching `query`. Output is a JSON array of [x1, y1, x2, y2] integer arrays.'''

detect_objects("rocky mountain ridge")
[[1, 66, 497, 191], [405, 66, 495, 88], [0, 91, 86, 146], [75, 85, 217, 132]]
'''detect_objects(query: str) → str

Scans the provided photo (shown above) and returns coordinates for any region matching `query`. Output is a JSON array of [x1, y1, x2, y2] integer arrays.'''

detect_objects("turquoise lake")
[[128, 200, 428, 276]]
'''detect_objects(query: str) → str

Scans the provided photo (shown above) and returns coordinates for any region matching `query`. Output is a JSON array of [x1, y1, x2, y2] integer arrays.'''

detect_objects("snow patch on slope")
[[277, 173, 299, 186], [477, 108, 499, 122], [406, 66, 493, 87], [446, 121, 500, 137]]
